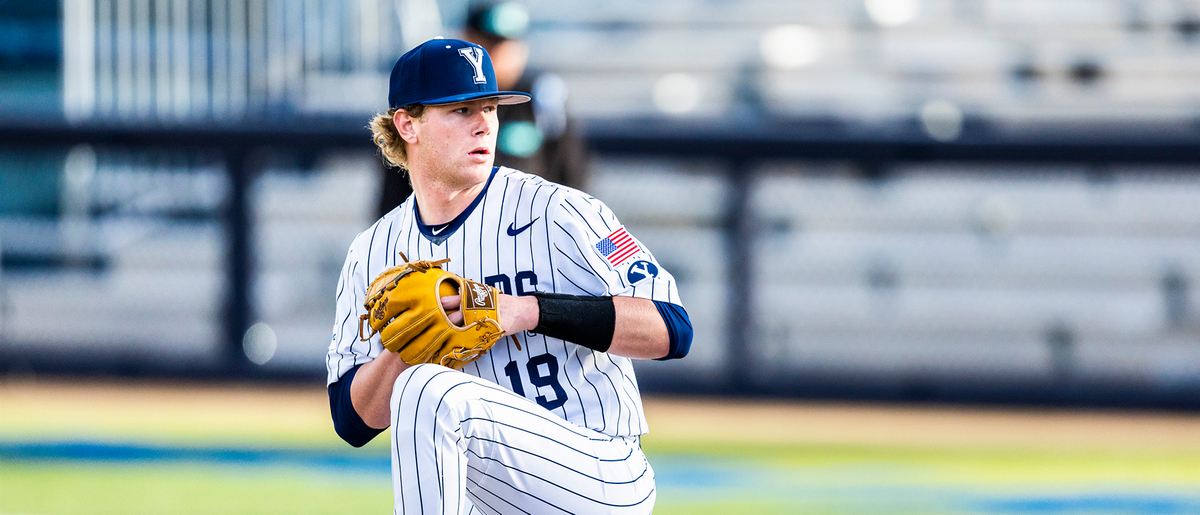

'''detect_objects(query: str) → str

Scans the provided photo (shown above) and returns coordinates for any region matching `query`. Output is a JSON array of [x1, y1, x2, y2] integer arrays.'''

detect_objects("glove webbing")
[[357, 254, 452, 342]]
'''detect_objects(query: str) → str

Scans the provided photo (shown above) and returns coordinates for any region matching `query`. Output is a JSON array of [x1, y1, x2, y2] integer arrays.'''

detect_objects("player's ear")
[[393, 109, 419, 144]]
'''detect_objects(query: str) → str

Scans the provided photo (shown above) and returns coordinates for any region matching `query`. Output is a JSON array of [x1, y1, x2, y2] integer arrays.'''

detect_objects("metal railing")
[[61, 0, 450, 122]]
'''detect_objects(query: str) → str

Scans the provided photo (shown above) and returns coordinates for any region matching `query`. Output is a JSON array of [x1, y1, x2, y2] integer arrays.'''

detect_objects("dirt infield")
[[0, 377, 339, 447], [642, 395, 1200, 452], [4, 377, 1200, 453]]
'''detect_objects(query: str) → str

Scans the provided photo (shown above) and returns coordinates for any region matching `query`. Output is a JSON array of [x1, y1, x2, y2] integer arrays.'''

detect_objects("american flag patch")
[[595, 227, 641, 267]]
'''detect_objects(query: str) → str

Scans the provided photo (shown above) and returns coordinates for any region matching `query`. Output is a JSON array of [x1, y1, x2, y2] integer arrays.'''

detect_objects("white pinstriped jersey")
[[326, 166, 682, 438]]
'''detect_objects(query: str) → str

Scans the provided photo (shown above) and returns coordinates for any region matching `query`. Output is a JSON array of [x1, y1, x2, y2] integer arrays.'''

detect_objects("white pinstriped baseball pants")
[[389, 364, 656, 515]]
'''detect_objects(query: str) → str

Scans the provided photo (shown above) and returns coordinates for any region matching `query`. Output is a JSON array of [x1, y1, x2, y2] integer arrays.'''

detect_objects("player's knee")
[[390, 364, 486, 432], [404, 362, 454, 383], [389, 363, 456, 412]]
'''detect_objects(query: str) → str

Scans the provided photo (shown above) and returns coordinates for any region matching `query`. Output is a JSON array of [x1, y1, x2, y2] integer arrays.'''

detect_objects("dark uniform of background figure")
[[376, 2, 591, 218]]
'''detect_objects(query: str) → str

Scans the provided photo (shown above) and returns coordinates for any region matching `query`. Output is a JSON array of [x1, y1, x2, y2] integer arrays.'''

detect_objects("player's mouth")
[[468, 147, 491, 162]]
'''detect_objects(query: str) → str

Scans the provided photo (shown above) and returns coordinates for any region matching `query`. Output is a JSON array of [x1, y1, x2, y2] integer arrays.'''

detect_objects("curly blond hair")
[[369, 105, 426, 170]]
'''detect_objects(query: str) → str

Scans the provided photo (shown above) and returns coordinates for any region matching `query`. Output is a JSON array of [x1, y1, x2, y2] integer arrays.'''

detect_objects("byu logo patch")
[[458, 47, 488, 84], [626, 260, 658, 284]]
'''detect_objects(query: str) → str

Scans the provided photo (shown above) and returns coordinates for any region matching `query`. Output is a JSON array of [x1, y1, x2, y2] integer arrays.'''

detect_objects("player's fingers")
[[441, 295, 464, 325]]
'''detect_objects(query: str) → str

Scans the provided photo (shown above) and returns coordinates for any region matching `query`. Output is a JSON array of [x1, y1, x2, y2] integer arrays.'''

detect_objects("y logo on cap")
[[458, 47, 488, 84]]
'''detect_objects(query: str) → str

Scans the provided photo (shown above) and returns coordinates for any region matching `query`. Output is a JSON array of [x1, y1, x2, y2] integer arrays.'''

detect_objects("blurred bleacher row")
[[608, 161, 1200, 399], [2, 0, 1200, 405], [527, 0, 1200, 123], [39, 0, 1200, 124]]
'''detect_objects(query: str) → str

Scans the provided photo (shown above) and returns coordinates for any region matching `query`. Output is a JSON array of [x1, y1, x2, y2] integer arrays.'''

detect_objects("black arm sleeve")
[[328, 364, 386, 448], [530, 292, 616, 352]]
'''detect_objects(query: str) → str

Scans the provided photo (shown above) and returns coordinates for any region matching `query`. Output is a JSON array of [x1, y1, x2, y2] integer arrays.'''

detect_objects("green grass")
[[2, 441, 1199, 514], [0, 461, 391, 515], [647, 440, 1200, 486], [644, 442, 1200, 515], [4, 382, 1200, 514]]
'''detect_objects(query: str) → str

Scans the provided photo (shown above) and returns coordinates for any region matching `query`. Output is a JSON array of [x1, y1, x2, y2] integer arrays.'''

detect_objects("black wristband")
[[531, 293, 616, 352]]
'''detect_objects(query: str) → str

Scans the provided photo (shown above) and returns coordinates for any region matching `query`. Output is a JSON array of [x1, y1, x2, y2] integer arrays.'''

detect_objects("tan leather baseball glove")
[[358, 254, 511, 370]]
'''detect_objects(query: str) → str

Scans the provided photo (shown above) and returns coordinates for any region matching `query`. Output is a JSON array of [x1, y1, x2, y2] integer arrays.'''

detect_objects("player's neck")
[[410, 172, 488, 226]]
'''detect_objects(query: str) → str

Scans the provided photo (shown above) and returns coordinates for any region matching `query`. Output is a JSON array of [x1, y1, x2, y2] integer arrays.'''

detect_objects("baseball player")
[[326, 38, 692, 514]]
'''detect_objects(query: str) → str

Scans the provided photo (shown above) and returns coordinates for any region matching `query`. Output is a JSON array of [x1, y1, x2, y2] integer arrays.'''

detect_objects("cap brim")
[[422, 91, 532, 106]]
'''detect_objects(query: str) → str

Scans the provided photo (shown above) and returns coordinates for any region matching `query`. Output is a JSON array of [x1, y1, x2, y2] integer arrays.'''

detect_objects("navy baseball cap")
[[388, 38, 531, 108]]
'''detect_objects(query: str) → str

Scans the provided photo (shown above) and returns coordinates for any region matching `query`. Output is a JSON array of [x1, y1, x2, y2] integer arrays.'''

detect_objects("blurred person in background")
[[377, 1, 590, 217]]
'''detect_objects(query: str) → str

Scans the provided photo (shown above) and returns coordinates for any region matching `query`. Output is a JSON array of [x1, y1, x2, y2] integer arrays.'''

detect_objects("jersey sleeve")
[[547, 191, 682, 305], [325, 239, 379, 386]]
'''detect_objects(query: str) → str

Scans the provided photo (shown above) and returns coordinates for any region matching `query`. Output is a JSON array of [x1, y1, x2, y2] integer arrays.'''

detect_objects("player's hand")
[[499, 293, 539, 336], [441, 293, 538, 335]]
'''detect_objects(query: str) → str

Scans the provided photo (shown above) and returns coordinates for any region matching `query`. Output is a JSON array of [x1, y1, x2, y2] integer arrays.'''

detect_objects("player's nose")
[[470, 108, 496, 136], [472, 114, 494, 136]]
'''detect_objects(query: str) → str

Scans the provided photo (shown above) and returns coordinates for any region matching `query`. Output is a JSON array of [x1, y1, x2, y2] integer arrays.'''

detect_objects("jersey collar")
[[414, 166, 499, 245]]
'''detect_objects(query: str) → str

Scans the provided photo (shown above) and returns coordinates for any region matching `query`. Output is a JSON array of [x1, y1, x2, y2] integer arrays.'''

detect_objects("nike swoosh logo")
[[431, 225, 448, 235], [506, 218, 539, 237]]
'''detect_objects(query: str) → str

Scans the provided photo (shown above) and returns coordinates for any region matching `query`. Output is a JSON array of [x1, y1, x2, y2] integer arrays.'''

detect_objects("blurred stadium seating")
[[751, 165, 1200, 393], [45, 0, 1200, 123], [2, 0, 1199, 406]]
